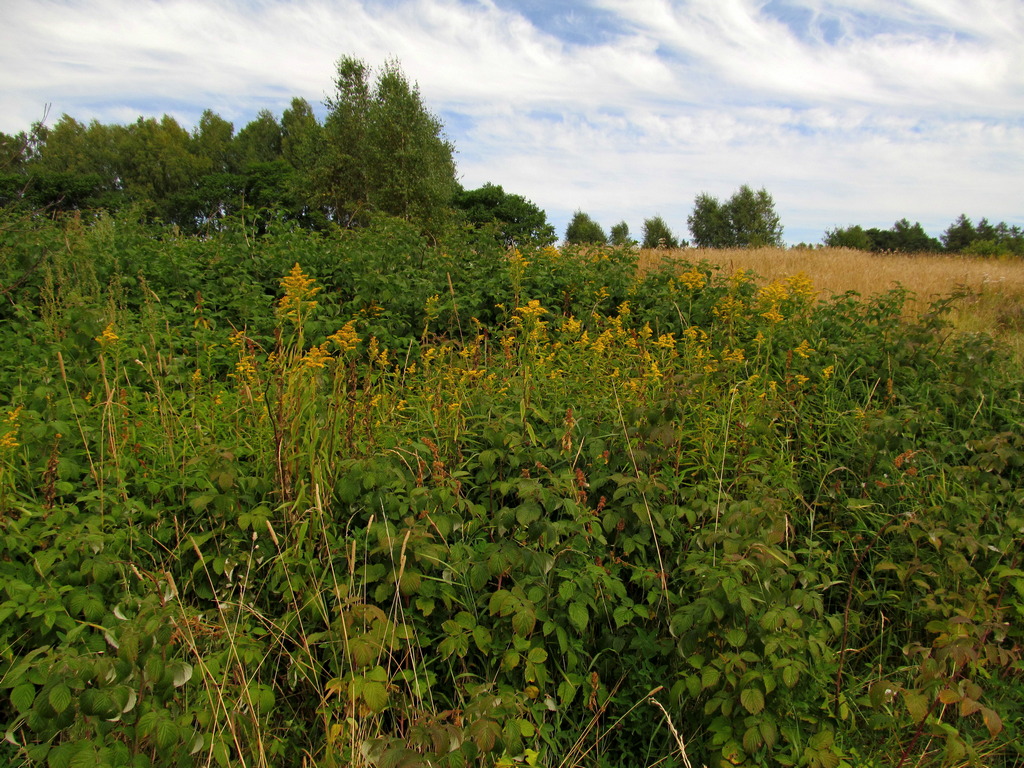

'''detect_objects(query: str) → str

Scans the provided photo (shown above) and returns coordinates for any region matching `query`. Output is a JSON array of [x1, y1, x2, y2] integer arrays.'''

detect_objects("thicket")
[[1, 208, 1022, 768]]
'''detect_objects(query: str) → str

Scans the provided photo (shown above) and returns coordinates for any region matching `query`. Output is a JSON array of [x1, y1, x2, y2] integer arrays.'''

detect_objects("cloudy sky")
[[2, 0, 1021, 244]]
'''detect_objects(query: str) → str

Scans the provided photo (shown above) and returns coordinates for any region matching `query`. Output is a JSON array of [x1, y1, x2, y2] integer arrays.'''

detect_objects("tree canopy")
[[0, 55, 459, 238], [564, 211, 607, 245], [688, 185, 784, 248], [642, 215, 680, 249], [453, 183, 556, 248]]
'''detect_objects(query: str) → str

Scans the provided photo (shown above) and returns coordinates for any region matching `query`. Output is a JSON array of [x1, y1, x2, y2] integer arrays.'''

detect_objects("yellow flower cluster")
[[721, 348, 746, 364], [1, 405, 22, 451], [793, 339, 815, 359], [713, 295, 744, 323], [277, 263, 321, 322], [328, 321, 360, 355], [301, 344, 331, 370], [785, 272, 816, 303], [678, 269, 707, 291], [95, 323, 119, 347]]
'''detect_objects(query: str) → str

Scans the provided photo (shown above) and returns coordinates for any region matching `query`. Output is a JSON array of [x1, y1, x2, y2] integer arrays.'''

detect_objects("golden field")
[[641, 246, 1024, 357]]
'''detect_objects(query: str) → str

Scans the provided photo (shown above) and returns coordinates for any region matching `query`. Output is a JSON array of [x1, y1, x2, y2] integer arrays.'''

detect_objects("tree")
[[863, 219, 941, 253], [234, 110, 283, 169], [687, 193, 732, 248], [941, 214, 977, 252], [281, 98, 322, 174], [317, 55, 457, 233], [641, 216, 679, 249], [564, 211, 606, 245], [824, 225, 872, 250], [688, 185, 783, 248], [609, 221, 633, 247], [453, 182, 556, 248], [192, 110, 237, 174]]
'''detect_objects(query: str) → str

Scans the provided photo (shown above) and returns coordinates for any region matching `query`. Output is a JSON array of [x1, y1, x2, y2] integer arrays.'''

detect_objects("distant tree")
[[317, 55, 457, 232], [688, 186, 783, 248], [641, 215, 679, 249], [609, 221, 633, 247], [688, 193, 732, 248], [453, 182, 556, 248], [864, 219, 942, 253], [941, 214, 977, 252], [824, 225, 872, 250], [564, 211, 607, 245]]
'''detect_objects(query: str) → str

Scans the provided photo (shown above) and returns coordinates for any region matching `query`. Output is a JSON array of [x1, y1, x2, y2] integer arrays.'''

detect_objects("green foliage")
[[641, 215, 680, 249], [318, 56, 458, 234], [823, 224, 873, 250], [688, 185, 784, 248], [0, 208, 1021, 768], [564, 210, 607, 245], [453, 183, 556, 248], [609, 220, 633, 247]]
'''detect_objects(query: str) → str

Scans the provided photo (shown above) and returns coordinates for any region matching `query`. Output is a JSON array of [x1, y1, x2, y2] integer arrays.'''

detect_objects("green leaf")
[[701, 666, 721, 691], [567, 601, 589, 633], [739, 686, 765, 715], [512, 606, 536, 637], [155, 715, 177, 750], [169, 661, 193, 688], [361, 680, 388, 713], [48, 683, 72, 714], [742, 725, 763, 754], [904, 690, 929, 723], [526, 646, 547, 664], [11, 683, 35, 714], [212, 740, 230, 768]]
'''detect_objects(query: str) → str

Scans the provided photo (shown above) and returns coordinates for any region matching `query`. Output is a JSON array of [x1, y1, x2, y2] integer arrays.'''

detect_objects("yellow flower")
[[1, 405, 22, 451], [514, 299, 548, 323], [822, 365, 835, 380], [793, 339, 815, 359], [301, 344, 331, 369], [328, 320, 360, 355], [654, 332, 677, 349], [713, 295, 744, 323], [785, 272, 816, 302], [721, 347, 745, 364], [678, 269, 706, 291], [277, 263, 321, 322], [95, 323, 119, 347]]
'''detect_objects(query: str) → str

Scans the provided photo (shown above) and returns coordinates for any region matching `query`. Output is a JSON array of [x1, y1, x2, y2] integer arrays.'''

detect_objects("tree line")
[[825, 215, 1024, 256], [2, 53, 1019, 256], [0, 56, 555, 248], [564, 184, 785, 249]]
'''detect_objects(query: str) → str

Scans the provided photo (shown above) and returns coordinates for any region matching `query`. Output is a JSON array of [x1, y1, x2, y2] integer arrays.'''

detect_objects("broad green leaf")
[[904, 690, 929, 723], [11, 684, 35, 714], [361, 680, 388, 713], [512, 606, 536, 637], [739, 686, 765, 715], [568, 601, 589, 633]]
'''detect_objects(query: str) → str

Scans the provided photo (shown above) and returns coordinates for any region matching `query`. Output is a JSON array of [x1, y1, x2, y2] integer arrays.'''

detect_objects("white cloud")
[[0, 0, 1020, 244]]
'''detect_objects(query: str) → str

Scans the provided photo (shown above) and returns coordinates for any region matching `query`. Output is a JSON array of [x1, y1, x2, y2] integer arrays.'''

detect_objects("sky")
[[1, 0, 1022, 245]]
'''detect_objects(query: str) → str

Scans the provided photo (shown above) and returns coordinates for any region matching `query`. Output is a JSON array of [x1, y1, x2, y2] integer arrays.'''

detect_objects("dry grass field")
[[641, 246, 1024, 358]]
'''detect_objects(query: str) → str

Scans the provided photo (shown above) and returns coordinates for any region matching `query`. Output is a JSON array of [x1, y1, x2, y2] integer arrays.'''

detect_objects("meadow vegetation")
[[1, 209, 1022, 768]]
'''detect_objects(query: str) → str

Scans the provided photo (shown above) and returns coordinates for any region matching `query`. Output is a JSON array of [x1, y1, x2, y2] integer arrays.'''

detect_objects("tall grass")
[[640, 246, 1024, 356]]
